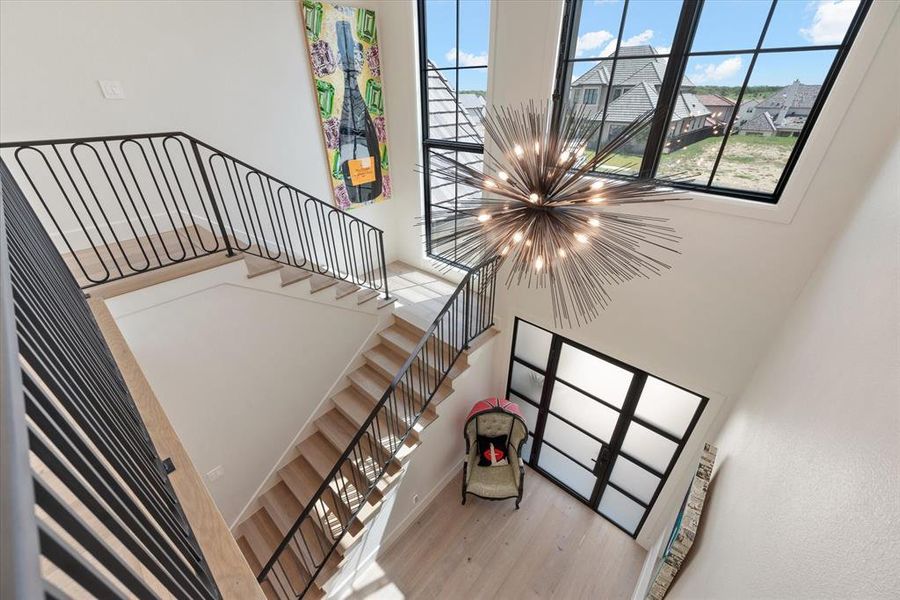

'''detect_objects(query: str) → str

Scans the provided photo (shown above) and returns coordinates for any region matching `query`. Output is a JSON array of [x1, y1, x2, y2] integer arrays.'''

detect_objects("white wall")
[[106, 262, 378, 523], [662, 111, 900, 600], [0, 0, 404, 256]]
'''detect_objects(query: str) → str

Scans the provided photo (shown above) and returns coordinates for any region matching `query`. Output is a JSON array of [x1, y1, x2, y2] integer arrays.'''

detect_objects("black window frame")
[[551, 0, 873, 204], [417, 0, 488, 269], [505, 317, 707, 538]]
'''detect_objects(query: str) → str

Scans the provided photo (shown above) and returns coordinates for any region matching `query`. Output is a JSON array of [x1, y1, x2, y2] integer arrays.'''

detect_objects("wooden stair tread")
[[299, 432, 382, 507], [280, 266, 314, 287], [333, 387, 424, 446], [309, 274, 338, 293], [237, 536, 279, 600], [240, 511, 312, 597], [317, 408, 402, 478], [377, 296, 397, 310], [244, 255, 283, 278], [365, 343, 463, 388], [357, 289, 379, 305], [277, 457, 360, 538], [334, 282, 361, 299]]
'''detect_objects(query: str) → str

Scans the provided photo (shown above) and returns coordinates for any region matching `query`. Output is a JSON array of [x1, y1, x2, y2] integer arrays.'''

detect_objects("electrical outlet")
[[204, 465, 224, 483], [412, 494, 419, 504], [98, 80, 126, 99]]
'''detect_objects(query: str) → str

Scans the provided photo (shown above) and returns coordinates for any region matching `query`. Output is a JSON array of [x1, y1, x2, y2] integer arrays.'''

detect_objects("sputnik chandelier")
[[427, 102, 687, 327]]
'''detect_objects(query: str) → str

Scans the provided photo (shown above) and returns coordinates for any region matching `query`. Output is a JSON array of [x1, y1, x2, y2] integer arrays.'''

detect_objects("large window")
[[418, 0, 490, 267], [554, 0, 871, 202], [506, 318, 707, 537]]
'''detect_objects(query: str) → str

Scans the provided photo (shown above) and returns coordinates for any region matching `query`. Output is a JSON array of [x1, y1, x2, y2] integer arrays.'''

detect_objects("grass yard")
[[657, 134, 796, 192]]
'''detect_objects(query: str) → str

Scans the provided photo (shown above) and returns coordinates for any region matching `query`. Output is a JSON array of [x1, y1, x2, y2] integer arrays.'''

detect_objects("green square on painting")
[[365, 80, 383, 115], [380, 146, 389, 170], [303, 1, 323, 38], [316, 80, 334, 118], [356, 9, 377, 44], [331, 150, 342, 181]]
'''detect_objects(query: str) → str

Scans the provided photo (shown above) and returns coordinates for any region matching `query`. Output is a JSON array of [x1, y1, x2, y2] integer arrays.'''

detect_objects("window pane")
[[609, 456, 660, 504], [593, 56, 669, 175], [458, 0, 490, 67], [656, 54, 750, 183], [763, 0, 860, 48], [714, 49, 835, 193], [635, 377, 702, 438], [573, 0, 625, 59], [457, 68, 487, 143], [425, 0, 456, 68], [514, 320, 553, 371], [621, 422, 678, 473], [510, 360, 545, 404], [538, 444, 596, 500], [543, 414, 603, 468], [426, 69, 459, 140], [549, 380, 619, 443], [619, 0, 682, 57], [598, 486, 645, 534], [556, 343, 633, 408], [691, 0, 771, 52]]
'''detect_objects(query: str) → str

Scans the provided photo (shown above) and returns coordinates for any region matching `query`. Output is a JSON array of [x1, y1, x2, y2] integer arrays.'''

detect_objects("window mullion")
[[638, 0, 704, 179]]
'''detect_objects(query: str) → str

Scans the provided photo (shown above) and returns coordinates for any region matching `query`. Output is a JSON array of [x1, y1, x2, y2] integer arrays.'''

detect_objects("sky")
[[424, 0, 860, 89]]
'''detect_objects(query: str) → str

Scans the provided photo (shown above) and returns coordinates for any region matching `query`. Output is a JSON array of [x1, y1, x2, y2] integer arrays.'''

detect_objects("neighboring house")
[[570, 45, 710, 151], [697, 93, 736, 128], [459, 93, 486, 127], [737, 80, 822, 137]]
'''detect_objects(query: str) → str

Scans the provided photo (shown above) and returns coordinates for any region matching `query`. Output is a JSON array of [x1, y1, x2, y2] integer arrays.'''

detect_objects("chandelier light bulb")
[[513, 145, 524, 158], [588, 218, 600, 227], [559, 150, 570, 163], [501, 245, 510, 256], [485, 178, 497, 188], [534, 142, 540, 153], [590, 195, 605, 204], [576, 145, 586, 157], [478, 213, 491, 222], [498, 171, 509, 181], [591, 180, 604, 191], [557, 248, 567, 258], [535, 255, 544, 271], [574, 232, 589, 244], [525, 239, 532, 247], [528, 193, 539, 203], [513, 231, 524, 243]]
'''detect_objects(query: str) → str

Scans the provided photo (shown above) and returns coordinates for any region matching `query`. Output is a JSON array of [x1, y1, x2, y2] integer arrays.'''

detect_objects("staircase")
[[232, 255, 498, 599]]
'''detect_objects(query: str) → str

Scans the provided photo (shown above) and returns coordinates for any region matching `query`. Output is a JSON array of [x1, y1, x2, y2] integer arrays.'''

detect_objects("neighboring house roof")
[[696, 94, 735, 108], [425, 62, 483, 144], [741, 110, 778, 134], [602, 82, 710, 124], [571, 45, 695, 89], [459, 93, 486, 111], [756, 80, 821, 112]]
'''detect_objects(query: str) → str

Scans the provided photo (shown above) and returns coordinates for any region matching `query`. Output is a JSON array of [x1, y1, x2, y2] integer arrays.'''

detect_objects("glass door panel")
[[542, 415, 604, 469], [634, 377, 702, 438], [598, 486, 646, 535], [621, 422, 678, 474], [538, 444, 597, 500], [608, 456, 660, 504], [509, 361, 545, 404], [556, 343, 633, 408], [514, 320, 553, 370], [549, 381, 619, 443]]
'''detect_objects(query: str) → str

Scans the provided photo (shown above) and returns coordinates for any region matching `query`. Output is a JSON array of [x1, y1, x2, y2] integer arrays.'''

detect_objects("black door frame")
[[505, 317, 708, 537]]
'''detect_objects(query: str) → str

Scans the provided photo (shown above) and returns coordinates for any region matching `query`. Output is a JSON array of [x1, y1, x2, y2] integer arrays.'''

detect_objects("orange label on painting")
[[348, 158, 376, 186]]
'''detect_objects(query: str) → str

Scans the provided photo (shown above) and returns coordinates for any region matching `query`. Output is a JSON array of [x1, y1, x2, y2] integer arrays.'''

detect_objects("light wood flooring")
[[346, 467, 647, 600]]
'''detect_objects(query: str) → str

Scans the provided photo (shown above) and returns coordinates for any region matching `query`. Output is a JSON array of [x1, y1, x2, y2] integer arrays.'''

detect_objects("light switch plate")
[[98, 80, 126, 99], [204, 465, 224, 483]]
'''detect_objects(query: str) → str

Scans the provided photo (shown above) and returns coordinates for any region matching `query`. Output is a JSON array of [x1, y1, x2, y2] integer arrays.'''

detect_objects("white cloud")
[[800, 0, 859, 44], [576, 30, 614, 57], [598, 29, 655, 57], [692, 56, 743, 83], [445, 47, 488, 67]]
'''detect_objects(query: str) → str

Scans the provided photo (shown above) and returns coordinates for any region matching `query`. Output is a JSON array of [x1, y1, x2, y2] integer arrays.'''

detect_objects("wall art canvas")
[[301, 0, 391, 209], [645, 442, 718, 600]]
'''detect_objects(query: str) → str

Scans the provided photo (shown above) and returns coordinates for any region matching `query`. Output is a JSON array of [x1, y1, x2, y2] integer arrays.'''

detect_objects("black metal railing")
[[0, 132, 389, 297], [1, 161, 221, 598], [257, 255, 500, 598]]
